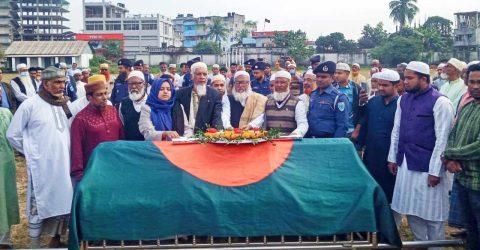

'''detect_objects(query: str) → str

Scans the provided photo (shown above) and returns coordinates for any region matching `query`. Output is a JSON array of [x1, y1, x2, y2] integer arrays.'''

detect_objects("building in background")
[[453, 11, 480, 61], [4, 40, 93, 71], [173, 12, 257, 50], [0, 1, 14, 49], [82, 0, 175, 58], [250, 31, 288, 48]]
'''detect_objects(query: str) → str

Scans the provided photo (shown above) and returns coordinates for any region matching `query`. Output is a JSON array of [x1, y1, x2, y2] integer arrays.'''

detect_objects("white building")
[[4, 41, 94, 71], [83, 0, 175, 58]]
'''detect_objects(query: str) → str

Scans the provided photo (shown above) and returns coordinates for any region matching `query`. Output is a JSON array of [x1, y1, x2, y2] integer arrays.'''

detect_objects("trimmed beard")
[[273, 89, 290, 102], [195, 83, 207, 97], [129, 89, 145, 101], [232, 85, 252, 106]]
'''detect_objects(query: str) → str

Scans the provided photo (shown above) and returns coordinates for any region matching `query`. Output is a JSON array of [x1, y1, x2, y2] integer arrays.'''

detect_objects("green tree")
[[315, 32, 359, 53], [273, 30, 314, 62], [358, 22, 389, 49], [89, 55, 116, 74], [389, 0, 419, 30], [206, 17, 229, 48], [193, 41, 222, 55], [236, 29, 250, 44], [370, 36, 422, 66], [104, 40, 123, 61], [423, 16, 453, 37]]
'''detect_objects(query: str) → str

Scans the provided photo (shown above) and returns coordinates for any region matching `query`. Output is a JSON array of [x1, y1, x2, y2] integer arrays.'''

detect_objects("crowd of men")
[[0, 54, 479, 250]]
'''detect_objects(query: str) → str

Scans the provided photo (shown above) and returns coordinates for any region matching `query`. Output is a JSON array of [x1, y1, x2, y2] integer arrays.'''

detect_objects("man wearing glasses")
[[306, 61, 349, 138], [119, 71, 148, 141]]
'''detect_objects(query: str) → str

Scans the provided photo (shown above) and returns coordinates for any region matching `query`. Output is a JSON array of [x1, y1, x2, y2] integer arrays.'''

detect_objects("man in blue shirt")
[[333, 63, 367, 140], [111, 58, 132, 107], [251, 61, 271, 96], [307, 61, 349, 138]]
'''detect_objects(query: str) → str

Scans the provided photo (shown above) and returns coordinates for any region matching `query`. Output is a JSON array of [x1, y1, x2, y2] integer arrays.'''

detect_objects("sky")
[[67, 0, 479, 40]]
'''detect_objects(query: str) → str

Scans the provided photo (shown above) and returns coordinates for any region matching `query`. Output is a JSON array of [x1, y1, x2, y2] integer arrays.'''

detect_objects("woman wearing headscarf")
[[139, 78, 192, 140]]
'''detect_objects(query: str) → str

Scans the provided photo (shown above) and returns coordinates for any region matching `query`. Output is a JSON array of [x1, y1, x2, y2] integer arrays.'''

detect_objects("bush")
[[370, 36, 423, 67], [193, 41, 222, 55]]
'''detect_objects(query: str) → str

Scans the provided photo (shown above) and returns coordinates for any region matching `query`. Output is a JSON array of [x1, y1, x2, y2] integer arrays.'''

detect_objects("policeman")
[[134, 60, 154, 86], [250, 61, 271, 96], [306, 61, 349, 138], [244, 59, 256, 75], [111, 58, 132, 107]]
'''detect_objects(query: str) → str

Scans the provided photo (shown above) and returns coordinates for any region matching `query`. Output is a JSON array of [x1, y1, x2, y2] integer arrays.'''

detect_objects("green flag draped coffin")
[[68, 139, 401, 249]]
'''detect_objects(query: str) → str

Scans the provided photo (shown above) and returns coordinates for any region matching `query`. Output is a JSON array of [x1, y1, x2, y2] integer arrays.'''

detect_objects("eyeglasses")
[[235, 81, 249, 85]]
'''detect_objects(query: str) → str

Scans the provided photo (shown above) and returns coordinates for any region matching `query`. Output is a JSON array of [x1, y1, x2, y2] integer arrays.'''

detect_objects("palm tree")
[[206, 17, 229, 48], [389, 0, 419, 30], [236, 29, 250, 44]]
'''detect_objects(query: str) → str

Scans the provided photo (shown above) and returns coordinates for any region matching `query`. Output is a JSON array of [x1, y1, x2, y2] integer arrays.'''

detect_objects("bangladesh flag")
[[68, 139, 401, 249]]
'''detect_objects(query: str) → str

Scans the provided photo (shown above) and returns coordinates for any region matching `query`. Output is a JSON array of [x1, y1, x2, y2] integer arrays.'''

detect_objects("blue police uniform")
[[251, 77, 271, 96], [111, 74, 128, 107], [307, 85, 349, 138]]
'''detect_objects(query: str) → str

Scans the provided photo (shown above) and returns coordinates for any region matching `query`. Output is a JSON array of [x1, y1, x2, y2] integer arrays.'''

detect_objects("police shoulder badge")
[[337, 102, 345, 111]]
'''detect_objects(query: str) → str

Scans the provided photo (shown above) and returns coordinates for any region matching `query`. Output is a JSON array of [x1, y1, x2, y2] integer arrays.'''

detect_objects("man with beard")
[[73, 69, 86, 99], [349, 63, 367, 85], [7, 66, 73, 248], [388, 61, 454, 245], [264, 63, 272, 78], [244, 59, 256, 76], [210, 74, 231, 128], [71, 75, 123, 183], [251, 61, 271, 96], [226, 71, 267, 129], [175, 62, 223, 132], [298, 70, 317, 110], [356, 69, 400, 204], [265, 70, 308, 137], [119, 71, 148, 141], [441, 58, 467, 108], [111, 58, 132, 107], [11, 63, 38, 104]]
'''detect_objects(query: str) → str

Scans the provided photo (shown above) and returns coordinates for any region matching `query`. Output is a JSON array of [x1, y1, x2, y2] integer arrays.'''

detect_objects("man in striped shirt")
[[444, 63, 480, 250]]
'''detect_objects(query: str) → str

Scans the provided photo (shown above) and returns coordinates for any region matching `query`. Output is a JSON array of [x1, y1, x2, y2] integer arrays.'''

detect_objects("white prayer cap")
[[269, 73, 276, 82], [304, 69, 316, 77], [73, 69, 82, 75], [211, 74, 226, 83], [308, 66, 312, 70], [234, 70, 250, 81], [447, 58, 466, 72], [82, 68, 90, 73], [168, 64, 176, 68], [352, 63, 360, 68], [212, 64, 220, 68], [17, 63, 27, 70], [59, 62, 67, 68], [127, 70, 145, 81], [371, 72, 380, 79], [406, 61, 430, 75], [275, 70, 291, 81], [374, 69, 400, 82], [438, 63, 446, 69], [336, 63, 351, 72], [191, 62, 208, 74], [467, 61, 480, 67]]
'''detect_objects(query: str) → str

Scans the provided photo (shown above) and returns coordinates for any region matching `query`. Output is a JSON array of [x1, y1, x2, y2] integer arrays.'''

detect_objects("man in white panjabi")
[[10, 63, 38, 104], [387, 61, 454, 249], [6, 66, 74, 248]]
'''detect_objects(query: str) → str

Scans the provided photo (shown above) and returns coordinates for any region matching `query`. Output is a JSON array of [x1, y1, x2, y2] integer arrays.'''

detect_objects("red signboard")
[[75, 33, 124, 41], [251, 31, 288, 38]]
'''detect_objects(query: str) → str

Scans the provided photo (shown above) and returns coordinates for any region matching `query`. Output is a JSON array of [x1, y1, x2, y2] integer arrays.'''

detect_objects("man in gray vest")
[[10, 63, 38, 104], [264, 70, 308, 137], [119, 71, 147, 141]]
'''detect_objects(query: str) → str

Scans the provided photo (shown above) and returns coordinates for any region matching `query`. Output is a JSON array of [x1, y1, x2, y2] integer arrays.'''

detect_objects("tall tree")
[[423, 16, 453, 37], [236, 29, 250, 44], [315, 32, 359, 53], [206, 17, 229, 49], [389, 0, 419, 30], [358, 22, 389, 49], [273, 30, 314, 62]]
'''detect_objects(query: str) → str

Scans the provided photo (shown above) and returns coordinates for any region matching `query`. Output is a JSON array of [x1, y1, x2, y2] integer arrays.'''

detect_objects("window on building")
[[142, 20, 158, 30], [106, 21, 121, 30], [86, 21, 103, 31], [164, 24, 170, 35], [85, 6, 103, 18], [124, 21, 140, 30]]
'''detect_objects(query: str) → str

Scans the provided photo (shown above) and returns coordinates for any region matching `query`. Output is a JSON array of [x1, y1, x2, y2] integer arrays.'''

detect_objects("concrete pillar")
[[38, 57, 42, 67], [26, 57, 31, 67], [11, 57, 16, 71], [72, 56, 76, 64], [55, 57, 59, 63]]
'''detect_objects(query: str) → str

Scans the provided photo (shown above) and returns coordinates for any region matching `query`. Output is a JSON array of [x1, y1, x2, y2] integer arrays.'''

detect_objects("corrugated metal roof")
[[5, 41, 91, 56]]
